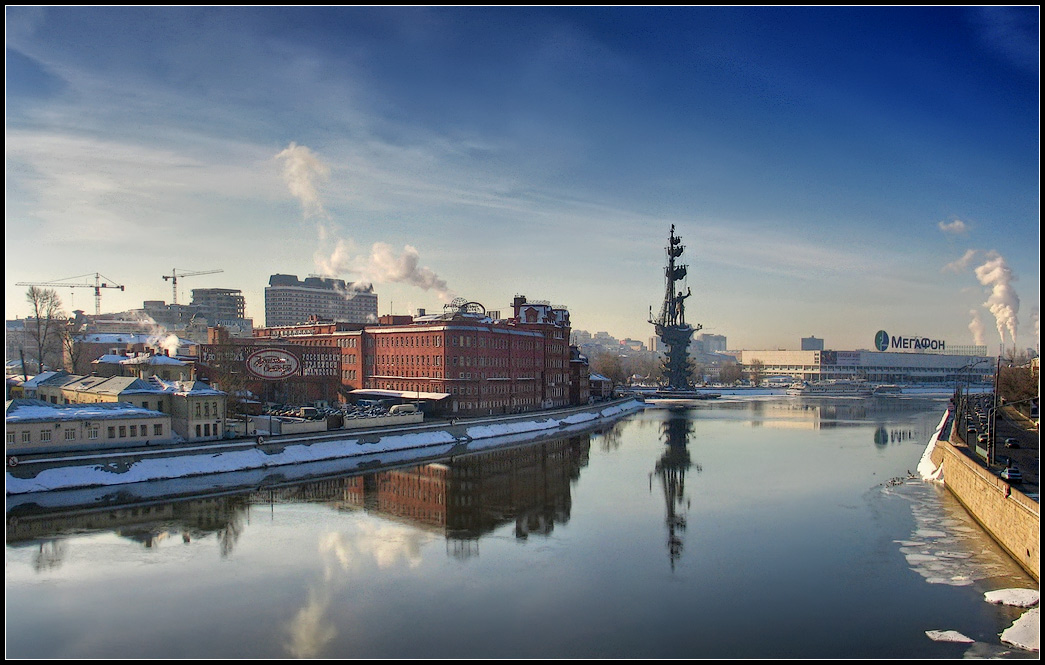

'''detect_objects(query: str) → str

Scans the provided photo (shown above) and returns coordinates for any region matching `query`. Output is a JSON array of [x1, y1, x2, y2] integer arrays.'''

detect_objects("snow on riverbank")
[[6, 399, 644, 495]]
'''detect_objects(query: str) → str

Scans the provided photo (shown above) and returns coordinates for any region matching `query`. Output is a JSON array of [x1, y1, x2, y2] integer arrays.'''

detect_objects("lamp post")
[[955, 358, 990, 440]]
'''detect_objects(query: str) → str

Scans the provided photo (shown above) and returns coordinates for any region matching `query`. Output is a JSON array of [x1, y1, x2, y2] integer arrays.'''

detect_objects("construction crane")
[[163, 268, 223, 305], [16, 273, 125, 316]]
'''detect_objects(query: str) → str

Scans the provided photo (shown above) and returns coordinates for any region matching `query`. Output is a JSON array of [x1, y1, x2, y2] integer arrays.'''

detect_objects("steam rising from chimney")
[[967, 309, 986, 346], [362, 242, 453, 302], [973, 251, 1019, 346], [275, 142, 331, 220], [276, 142, 454, 302]]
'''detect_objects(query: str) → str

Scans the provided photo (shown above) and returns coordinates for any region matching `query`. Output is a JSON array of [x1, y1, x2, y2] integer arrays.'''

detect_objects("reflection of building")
[[335, 435, 592, 548], [6, 493, 250, 548]]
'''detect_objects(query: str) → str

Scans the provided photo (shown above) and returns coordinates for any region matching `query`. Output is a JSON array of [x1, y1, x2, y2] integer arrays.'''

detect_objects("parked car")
[[1004, 438, 1021, 449], [977, 433, 990, 444], [1001, 466, 1022, 484]]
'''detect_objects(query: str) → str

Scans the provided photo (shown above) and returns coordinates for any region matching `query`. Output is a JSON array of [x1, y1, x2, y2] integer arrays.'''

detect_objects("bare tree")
[[719, 361, 743, 385], [746, 358, 765, 387], [25, 287, 65, 373]]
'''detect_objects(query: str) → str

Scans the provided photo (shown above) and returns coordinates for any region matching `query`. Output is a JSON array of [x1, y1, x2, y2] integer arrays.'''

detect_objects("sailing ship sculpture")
[[649, 225, 702, 393]]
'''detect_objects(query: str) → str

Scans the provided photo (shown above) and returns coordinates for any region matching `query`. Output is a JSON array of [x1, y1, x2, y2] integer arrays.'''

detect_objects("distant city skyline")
[[6, 7, 1039, 352]]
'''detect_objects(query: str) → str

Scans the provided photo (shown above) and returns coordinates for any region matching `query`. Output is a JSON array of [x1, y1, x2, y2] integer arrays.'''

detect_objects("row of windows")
[[195, 423, 217, 437], [8, 423, 163, 444]]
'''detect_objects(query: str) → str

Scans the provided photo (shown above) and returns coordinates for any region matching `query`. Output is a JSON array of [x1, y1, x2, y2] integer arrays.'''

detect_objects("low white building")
[[735, 349, 993, 385], [5, 398, 173, 456]]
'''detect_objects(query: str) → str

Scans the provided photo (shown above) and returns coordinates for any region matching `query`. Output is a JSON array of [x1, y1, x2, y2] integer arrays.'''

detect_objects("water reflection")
[[6, 433, 595, 565], [650, 412, 700, 570]]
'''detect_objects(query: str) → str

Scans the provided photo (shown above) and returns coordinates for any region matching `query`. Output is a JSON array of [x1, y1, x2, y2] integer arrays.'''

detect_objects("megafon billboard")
[[874, 330, 945, 352]]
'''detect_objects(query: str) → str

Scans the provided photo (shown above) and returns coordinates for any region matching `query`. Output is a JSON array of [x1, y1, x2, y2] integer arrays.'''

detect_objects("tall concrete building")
[[264, 274, 378, 327], [801, 336, 825, 351], [191, 288, 246, 323]]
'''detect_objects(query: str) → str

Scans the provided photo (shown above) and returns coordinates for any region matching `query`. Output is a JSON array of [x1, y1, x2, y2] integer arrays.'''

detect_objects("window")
[[65, 429, 76, 441], [108, 427, 116, 439], [88, 427, 99, 440], [41, 430, 52, 442], [6, 432, 13, 444], [130, 425, 137, 437], [153, 424, 162, 436]]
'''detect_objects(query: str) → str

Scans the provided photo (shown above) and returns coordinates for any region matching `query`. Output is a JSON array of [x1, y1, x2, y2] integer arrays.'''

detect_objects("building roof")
[[5, 398, 165, 423], [118, 354, 187, 366], [349, 388, 450, 401], [21, 371, 71, 389]]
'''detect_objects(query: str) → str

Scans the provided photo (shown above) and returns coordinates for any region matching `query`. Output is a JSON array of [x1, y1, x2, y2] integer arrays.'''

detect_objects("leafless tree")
[[25, 286, 65, 373]]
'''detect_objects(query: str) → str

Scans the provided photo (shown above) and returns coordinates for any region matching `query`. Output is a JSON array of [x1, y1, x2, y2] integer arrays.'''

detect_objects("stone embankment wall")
[[931, 432, 1039, 582]]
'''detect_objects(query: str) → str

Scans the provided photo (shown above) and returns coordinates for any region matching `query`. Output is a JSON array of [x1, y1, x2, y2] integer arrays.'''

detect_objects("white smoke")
[[973, 251, 1019, 346], [146, 332, 181, 357], [360, 242, 454, 302], [968, 309, 986, 346], [277, 142, 454, 303], [275, 142, 331, 220]]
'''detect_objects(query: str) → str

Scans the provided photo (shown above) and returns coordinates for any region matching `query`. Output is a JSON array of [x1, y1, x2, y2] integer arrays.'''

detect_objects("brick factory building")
[[199, 295, 583, 417]]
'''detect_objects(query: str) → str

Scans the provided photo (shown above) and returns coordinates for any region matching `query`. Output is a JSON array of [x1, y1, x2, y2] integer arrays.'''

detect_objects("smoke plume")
[[275, 142, 455, 303], [275, 142, 331, 220], [973, 251, 1019, 346], [360, 242, 454, 302], [967, 309, 986, 346]]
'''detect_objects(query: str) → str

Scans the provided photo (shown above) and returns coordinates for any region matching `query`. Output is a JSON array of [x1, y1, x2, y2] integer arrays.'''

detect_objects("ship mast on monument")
[[649, 224, 701, 391]]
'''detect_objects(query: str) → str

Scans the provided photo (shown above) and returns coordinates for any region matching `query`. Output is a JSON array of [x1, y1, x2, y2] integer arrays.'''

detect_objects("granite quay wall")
[[931, 428, 1039, 582]]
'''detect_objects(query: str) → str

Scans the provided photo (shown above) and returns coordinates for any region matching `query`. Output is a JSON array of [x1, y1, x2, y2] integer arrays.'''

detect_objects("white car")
[[1001, 466, 1022, 484]]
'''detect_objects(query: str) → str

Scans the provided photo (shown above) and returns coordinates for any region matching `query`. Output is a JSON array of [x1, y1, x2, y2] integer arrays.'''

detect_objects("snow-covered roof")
[[21, 371, 70, 389], [147, 377, 226, 396], [349, 388, 450, 400], [589, 373, 612, 383], [5, 398, 164, 423], [118, 355, 187, 366], [75, 333, 195, 348]]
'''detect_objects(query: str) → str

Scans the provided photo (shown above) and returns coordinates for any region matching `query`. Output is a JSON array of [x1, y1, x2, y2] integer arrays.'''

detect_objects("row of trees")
[[586, 350, 766, 388]]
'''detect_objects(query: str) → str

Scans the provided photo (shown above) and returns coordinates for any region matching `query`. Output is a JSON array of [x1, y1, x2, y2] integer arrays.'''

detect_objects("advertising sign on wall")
[[246, 349, 300, 380]]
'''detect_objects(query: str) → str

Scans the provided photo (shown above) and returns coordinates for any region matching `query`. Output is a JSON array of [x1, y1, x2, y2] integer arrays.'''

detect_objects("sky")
[[5, 7, 1040, 353]]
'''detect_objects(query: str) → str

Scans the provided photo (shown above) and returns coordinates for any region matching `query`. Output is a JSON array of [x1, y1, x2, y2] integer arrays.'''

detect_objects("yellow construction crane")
[[162, 268, 223, 304], [16, 273, 125, 316]]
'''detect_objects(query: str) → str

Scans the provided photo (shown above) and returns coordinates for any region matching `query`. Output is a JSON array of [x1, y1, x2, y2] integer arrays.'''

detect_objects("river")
[[5, 394, 1037, 658]]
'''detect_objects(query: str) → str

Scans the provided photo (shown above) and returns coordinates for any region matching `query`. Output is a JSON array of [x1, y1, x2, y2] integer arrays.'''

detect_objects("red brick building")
[[202, 297, 581, 417]]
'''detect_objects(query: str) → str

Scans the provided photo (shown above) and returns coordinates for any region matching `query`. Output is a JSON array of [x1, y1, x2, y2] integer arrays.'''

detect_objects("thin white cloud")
[[937, 219, 968, 235], [942, 249, 979, 274]]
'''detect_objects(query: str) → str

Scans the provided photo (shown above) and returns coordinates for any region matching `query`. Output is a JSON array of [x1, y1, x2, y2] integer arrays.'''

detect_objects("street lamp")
[[955, 359, 991, 439]]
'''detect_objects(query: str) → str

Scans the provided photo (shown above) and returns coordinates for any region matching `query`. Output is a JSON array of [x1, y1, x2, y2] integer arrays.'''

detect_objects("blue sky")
[[5, 7, 1039, 352]]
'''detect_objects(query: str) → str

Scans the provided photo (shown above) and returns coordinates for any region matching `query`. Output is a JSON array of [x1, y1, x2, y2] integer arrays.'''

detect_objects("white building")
[[735, 349, 993, 385]]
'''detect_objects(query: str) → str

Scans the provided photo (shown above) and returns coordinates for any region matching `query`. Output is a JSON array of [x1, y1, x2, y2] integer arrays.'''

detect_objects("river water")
[[5, 395, 1037, 658]]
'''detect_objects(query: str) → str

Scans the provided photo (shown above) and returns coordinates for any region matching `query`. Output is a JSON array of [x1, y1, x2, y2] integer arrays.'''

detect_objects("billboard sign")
[[874, 330, 945, 352], [246, 349, 300, 380]]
